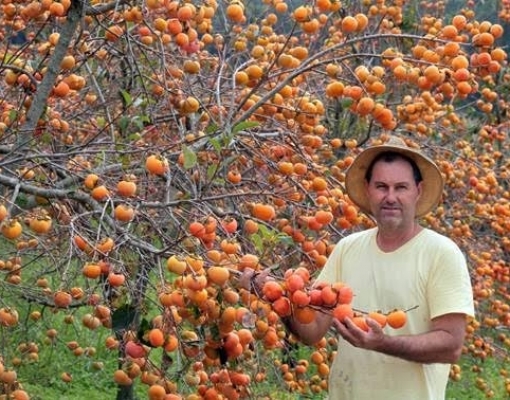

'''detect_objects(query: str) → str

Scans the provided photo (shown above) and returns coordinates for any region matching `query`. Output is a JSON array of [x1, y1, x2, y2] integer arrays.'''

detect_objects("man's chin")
[[378, 213, 402, 226]]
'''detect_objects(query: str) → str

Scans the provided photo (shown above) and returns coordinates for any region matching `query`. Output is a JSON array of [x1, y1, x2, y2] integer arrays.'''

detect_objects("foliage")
[[0, 0, 509, 399]]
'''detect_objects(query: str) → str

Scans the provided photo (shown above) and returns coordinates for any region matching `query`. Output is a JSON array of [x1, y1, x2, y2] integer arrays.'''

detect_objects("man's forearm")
[[374, 330, 462, 364]]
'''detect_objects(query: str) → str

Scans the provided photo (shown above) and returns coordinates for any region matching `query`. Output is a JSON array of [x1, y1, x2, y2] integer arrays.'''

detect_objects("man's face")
[[365, 158, 422, 229]]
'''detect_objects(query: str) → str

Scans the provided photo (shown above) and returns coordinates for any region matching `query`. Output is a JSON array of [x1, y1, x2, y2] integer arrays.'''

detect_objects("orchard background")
[[0, 0, 509, 399]]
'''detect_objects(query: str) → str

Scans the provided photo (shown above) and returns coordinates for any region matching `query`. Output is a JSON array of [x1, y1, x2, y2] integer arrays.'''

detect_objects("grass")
[[446, 354, 510, 399], [4, 316, 509, 400]]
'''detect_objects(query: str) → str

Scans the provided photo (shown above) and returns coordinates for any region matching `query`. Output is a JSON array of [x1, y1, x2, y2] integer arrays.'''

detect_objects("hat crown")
[[385, 136, 407, 147]]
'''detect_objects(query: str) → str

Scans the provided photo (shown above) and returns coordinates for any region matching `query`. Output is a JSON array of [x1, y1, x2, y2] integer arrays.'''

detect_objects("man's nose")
[[385, 188, 397, 202]]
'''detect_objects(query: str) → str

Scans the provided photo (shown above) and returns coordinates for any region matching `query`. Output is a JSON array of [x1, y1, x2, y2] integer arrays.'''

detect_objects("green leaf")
[[182, 145, 197, 169], [14, 193, 28, 209], [132, 115, 150, 130], [118, 116, 130, 134], [209, 137, 222, 152], [232, 120, 259, 134], [8, 109, 18, 122], [340, 98, 354, 109], [207, 163, 218, 180], [205, 123, 219, 134], [111, 304, 138, 333], [250, 233, 263, 252], [119, 90, 132, 107]]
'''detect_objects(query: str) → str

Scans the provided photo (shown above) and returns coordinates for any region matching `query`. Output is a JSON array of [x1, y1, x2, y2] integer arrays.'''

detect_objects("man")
[[244, 136, 474, 399]]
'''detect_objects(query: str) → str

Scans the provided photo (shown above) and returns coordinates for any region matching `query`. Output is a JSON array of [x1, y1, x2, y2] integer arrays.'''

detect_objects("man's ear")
[[416, 181, 423, 200]]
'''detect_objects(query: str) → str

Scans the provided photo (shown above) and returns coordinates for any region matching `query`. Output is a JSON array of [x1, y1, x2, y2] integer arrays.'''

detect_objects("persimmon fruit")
[[117, 180, 137, 197], [387, 309, 407, 329], [252, 203, 276, 221], [148, 328, 165, 347], [333, 303, 354, 322], [145, 155, 169, 175], [1, 219, 22, 239]]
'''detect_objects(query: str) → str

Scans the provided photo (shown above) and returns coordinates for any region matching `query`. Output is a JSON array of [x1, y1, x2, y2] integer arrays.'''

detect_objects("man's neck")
[[376, 222, 422, 252]]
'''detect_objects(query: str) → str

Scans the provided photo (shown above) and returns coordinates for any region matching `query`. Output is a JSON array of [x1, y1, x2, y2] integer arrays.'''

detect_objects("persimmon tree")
[[0, 0, 509, 399]]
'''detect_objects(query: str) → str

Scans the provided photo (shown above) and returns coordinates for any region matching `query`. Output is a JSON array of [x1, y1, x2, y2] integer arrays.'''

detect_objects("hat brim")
[[345, 140, 444, 218]]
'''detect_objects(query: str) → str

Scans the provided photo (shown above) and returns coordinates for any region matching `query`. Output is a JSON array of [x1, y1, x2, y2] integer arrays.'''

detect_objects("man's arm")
[[333, 312, 468, 364]]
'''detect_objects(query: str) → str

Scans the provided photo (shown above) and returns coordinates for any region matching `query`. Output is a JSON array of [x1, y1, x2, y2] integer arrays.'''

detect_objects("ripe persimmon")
[[333, 303, 354, 322], [29, 216, 52, 234], [252, 203, 276, 221], [387, 309, 407, 329], [114, 204, 135, 222], [262, 280, 284, 301], [148, 383, 167, 400], [96, 237, 114, 254], [336, 285, 354, 304], [0, 204, 7, 222], [91, 185, 110, 201], [164, 334, 178, 352], [181, 96, 200, 114], [167, 18, 183, 35], [311, 177, 328, 191], [145, 155, 169, 175], [113, 369, 132, 386], [54, 291, 73, 308], [294, 306, 316, 324], [291, 290, 311, 307], [321, 285, 338, 306], [125, 341, 146, 359], [356, 97, 376, 116], [285, 273, 305, 292], [188, 221, 206, 238], [82, 263, 102, 279], [227, 169, 243, 185], [368, 311, 387, 328], [341, 15, 358, 33], [148, 328, 165, 347], [221, 217, 238, 234], [206, 266, 230, 286], [117, 180, 137, 197], [53, 81, 70, 97], [237, 254, 259, 272], [325, 81, 344, 97], [293, 5, 310, 22], [314, 209, 334, 225], [83, 173, 99, 189], [107, 272, 126, 287], [309, 289, 324, 306], [176, 4, 195, 21], [225, 3, 244, 23], [1, 219, 22, 240], [0, 307, 19, 327], [352, 316, 369, 331], [237, 328, 254, 346], [11, 389, 29, 400]]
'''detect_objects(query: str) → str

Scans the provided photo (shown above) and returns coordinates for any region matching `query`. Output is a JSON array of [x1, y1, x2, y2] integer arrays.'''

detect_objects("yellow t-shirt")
[[317, 227, 475, 400]]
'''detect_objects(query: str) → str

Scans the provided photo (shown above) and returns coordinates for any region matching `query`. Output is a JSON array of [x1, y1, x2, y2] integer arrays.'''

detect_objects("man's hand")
[[332, 317, 385, 350]]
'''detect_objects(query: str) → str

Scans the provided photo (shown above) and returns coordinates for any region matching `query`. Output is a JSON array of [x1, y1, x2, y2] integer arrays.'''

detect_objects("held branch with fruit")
[[243, 266, 412, 335]]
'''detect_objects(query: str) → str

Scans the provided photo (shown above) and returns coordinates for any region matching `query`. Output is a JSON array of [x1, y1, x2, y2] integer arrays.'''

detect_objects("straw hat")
[[344, 136, 444, 218]]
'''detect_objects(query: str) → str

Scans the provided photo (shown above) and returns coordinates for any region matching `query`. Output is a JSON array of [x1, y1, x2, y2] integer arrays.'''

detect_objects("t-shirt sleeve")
[[427, 241, 475, 319]]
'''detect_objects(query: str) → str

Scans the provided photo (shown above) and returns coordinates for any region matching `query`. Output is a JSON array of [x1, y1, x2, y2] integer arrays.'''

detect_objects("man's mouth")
[[381, 206, 400, 212]]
